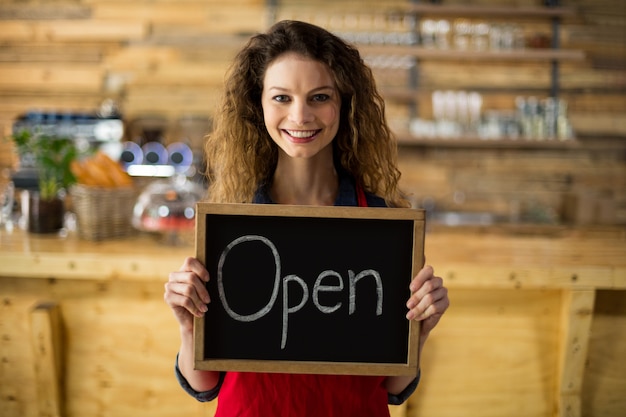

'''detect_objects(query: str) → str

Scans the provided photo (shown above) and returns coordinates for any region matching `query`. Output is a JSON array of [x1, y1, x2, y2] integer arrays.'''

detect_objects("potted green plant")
[[12, 130, 78, 233]]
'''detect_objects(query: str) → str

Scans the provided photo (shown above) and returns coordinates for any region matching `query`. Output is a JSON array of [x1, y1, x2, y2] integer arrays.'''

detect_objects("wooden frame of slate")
[[194, 203, 425, 376]]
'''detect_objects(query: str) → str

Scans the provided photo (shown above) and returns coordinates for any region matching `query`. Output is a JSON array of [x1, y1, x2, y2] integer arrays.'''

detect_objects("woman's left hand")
[[406, 265, 449, 339]]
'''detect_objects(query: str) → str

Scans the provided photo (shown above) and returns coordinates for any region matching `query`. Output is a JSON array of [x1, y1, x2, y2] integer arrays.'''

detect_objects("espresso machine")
[[11, 99, 125, 190]]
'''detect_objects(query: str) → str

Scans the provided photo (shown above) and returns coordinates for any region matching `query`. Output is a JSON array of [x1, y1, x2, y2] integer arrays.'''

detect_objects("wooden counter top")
[[1, 225, 624, 289], [426, 225, 626, 290], [0, 228, 191, 281]]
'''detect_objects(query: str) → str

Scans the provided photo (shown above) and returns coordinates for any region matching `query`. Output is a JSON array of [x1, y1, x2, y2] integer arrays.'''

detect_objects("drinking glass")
[[0, 180, 15, 228]]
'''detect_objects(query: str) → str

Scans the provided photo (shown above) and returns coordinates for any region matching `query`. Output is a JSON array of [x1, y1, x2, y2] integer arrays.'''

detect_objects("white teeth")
[[286, 130, 317, 138]]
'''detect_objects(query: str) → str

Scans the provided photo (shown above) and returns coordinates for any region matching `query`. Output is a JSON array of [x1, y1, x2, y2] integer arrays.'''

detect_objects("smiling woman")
[[202, 20, 409, 209], [164, 20, 450, 417]]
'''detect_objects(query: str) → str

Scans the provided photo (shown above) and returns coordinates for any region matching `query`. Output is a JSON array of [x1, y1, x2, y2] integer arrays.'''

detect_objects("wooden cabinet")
[[1, 226, 625, 417]]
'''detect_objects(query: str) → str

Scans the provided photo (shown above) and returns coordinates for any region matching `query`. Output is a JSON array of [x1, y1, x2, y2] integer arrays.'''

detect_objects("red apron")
[[215, 372, 389, 417]]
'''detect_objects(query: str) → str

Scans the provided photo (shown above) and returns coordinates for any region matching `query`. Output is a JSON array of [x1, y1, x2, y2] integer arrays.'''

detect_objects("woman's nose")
[[288, 101, 314, 125]]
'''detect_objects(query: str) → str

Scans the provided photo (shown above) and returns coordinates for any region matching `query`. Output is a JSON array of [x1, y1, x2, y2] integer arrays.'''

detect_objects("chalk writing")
[[217, 234, 384, 349]]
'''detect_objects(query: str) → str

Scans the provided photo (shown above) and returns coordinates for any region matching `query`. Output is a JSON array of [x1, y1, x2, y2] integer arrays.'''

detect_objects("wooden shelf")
[[358, 45, 585, 61], [399, 4, 577, 18], [396, 135, 626, 151], [396, 135, 581, 149], [381, 87, 626, 100], [381, 88, 551, 103]]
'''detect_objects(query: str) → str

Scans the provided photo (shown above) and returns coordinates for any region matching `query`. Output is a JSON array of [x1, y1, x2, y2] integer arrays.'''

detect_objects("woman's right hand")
[[164, 257, 211, 333]]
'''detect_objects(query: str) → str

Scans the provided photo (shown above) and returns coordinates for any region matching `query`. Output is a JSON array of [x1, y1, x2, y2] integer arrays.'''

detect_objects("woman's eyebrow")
[[310, 86, 336, 93], [266, 85, 336, 93]]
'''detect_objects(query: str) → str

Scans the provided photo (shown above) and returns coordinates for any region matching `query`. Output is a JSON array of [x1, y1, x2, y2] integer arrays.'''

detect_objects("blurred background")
[[0, 0, 624, 228], [0, 1, 624, 417]]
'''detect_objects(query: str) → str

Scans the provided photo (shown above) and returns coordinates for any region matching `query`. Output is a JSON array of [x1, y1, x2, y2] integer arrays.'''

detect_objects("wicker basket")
[[70, 185, 138, 241]]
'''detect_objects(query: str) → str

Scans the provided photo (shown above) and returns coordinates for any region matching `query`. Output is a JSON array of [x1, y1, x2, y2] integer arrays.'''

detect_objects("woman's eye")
[[273, 95, 290, 103], [311, 94, 330, 102]]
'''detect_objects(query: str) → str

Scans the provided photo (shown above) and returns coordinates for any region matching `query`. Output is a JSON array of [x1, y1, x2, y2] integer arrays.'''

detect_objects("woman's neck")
[[270, 149, 338, 206]]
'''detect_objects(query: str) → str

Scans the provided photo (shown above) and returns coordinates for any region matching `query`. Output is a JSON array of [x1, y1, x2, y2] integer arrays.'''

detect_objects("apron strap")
[[356, 183, 368, 208]]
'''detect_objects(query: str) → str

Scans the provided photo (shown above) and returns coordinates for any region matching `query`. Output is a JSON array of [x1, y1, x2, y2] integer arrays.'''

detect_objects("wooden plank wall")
[[0, 0, 624, 227], [0, 276, 217, 417], [583, 290, 626, 416], [0, 274, 408, 417], [0, 0, 623, 135], [407, 287, 563, 417], [397, 146, 626, 226], [0, 0, 268, 140]]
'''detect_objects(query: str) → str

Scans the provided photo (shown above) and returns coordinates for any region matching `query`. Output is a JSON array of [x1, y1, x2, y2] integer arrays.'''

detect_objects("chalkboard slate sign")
[[194, 203, 425, 376]]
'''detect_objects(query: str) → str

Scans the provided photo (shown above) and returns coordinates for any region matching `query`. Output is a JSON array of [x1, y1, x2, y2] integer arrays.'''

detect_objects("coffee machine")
[[11, 100, 124, 190]]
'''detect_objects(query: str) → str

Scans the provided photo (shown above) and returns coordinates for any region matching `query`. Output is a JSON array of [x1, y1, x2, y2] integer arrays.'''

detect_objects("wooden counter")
[[1, 226, 625, 417]]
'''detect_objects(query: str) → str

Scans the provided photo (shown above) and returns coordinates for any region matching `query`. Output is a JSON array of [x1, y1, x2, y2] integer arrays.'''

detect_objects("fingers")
[[169, 269, 211, 303], [165, 280, 208, 318], [409, 265, 434, 293], [165, 257, 211, 318], [180, 256, 210, 283], [406, 265, 449, 321], [406, 285, 448, 321]]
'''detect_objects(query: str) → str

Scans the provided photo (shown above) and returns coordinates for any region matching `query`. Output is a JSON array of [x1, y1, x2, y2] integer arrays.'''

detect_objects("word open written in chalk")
[[217, 235, 383, 349]]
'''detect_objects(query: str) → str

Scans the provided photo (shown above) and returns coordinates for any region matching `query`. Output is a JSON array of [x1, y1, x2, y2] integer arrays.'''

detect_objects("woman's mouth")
[[283, 129, 321, 142]]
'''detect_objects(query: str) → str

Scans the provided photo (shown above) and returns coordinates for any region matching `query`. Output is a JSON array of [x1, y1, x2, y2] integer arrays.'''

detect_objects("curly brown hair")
[[205, 20, 408, 207]]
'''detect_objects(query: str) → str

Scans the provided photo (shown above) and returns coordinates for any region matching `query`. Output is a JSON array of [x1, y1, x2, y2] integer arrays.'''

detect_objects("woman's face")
[[261, 52, 341, 161]]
